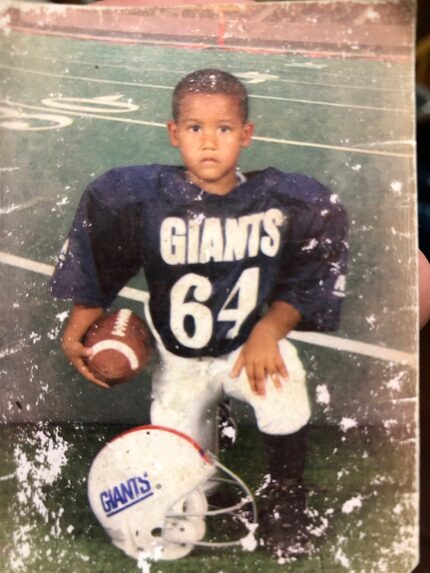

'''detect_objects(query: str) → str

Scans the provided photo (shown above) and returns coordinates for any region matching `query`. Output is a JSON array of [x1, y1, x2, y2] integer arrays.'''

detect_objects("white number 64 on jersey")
[[170, 268, 260, 349]]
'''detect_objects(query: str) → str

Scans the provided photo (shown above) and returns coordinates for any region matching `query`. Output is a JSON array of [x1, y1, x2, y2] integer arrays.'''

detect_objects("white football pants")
[[149, 338, 311, 452]]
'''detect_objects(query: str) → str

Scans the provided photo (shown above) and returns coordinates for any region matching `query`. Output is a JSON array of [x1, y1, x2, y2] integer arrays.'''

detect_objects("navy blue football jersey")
[[50, 165, 348, 357]]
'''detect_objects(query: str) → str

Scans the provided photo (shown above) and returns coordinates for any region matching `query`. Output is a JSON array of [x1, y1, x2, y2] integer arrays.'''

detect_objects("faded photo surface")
[[0, 1, 418, 572]]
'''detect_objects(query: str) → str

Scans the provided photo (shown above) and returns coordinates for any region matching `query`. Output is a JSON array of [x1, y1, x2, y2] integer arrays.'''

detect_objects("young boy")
[[50, 69, 348, 559]]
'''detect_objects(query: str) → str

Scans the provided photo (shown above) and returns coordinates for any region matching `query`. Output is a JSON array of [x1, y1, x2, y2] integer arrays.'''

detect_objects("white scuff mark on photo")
[[386, 370, 407, 391], [302, 238, 318, 252], [337, 469, 348, 480], [29, 331, 41, 344], [56, 196, 70, 207], [383, 419, 398, 429], [370, 474, 393, 486], [9, 426, 70, 571], [137, 556, 151, 573], [0, 196, 47, 215], [393, 503, 403, 515], [139, 543, 164, 571], [221, 424, 236, 442], [47, 326, 61, 341], [56, 311, 69, 323], [255, 473, 271, 496], [342, 495, 363, 514], [390, 180, 403, 194], [241, 530, 258, 551], [334, 546, 351, 569], [340, 417, 357, 432], [306, 506, 330, 538], [10, 525, 34, 571], [355, 7, 381, 24], [316, 384, 330, 405], [0, 342, 26, 359]]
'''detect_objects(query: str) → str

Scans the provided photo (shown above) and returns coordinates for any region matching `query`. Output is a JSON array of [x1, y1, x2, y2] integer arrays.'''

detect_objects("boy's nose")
[[201, 131, 217, 149]]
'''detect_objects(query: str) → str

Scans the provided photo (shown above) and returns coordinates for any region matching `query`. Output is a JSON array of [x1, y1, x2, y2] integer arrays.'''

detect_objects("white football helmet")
[[87, 425, 258, 561]]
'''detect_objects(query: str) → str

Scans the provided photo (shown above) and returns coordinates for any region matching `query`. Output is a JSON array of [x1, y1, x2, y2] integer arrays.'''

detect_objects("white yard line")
[[288, 331, 416, 368], [0, 62, 174, 91], [251, 94, 408, 113], [275, 76, 409, 93], [0, 251, 416, 367], [0, 100, 413, 158], [0, 251, 148, 303], [0, 63, 409, 113], [0, 100, 166, 128], [251, 135, 413, 157], [10, 53, 406, 93], [0, 252, 54, 277], [0, 473, 16, 481]]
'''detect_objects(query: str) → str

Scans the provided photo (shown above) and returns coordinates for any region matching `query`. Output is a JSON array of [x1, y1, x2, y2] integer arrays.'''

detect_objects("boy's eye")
[[188, 125, 201, 133], [219, 126, 232, 133]]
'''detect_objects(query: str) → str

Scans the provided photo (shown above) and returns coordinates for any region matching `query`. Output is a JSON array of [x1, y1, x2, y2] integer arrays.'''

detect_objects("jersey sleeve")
[[49, 170, 143, 308], [270, 184, 348, 332]]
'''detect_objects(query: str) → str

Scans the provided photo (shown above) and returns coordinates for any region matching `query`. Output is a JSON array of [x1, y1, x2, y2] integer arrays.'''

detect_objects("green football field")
[[0, 13, 418, 573], [0, 30, 417, 424], [0, 423, 418, 573]]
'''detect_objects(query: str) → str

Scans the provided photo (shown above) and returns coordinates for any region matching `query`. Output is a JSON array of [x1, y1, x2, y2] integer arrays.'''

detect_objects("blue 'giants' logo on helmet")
[[100, 474, 153, 517]]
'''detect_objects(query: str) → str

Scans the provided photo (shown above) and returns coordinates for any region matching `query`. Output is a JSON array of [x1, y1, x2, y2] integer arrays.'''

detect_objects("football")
[[83, 309, 154, 386]]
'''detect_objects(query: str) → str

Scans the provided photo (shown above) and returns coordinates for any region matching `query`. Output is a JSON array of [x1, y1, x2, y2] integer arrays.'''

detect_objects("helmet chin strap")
[[165, 456, 258, 550]]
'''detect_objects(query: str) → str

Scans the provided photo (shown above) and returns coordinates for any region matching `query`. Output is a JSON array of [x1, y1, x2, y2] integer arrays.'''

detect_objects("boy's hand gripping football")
[[61, 305, 109, 389]]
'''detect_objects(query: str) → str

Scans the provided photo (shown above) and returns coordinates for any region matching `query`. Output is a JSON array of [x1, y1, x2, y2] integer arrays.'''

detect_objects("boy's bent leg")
[[258, 426, 311, 559], [223, 339, 312, 558], [151, 353, 222, 452]]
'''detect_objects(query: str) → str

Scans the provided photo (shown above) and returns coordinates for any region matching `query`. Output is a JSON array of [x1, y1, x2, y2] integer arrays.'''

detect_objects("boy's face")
[[167, 93, 254, 195]]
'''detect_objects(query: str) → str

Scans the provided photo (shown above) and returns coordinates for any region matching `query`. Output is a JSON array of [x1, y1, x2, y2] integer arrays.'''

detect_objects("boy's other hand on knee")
[[230, 325, 288, 397]]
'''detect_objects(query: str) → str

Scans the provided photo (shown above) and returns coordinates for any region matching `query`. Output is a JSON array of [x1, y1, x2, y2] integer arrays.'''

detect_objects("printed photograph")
[[0, 1, 418, 572]]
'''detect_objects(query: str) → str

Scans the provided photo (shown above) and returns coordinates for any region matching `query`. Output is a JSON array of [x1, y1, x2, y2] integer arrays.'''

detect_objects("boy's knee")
[[256, 405, 311, 435]]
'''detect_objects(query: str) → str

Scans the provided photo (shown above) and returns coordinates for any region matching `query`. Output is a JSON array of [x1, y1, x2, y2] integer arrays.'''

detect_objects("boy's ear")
[[167, 121, 179, 147], [241, 122, 254, 148]]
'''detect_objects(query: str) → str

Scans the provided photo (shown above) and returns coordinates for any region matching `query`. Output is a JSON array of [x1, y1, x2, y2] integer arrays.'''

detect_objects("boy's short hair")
[[172, 69, 249, 122]]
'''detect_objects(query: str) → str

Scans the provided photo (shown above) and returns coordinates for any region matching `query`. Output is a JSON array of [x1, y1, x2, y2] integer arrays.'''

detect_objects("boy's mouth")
[[201, 157, 218, 164]]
